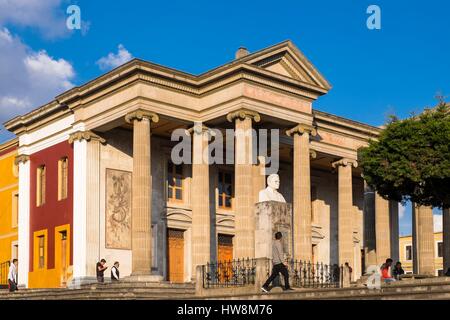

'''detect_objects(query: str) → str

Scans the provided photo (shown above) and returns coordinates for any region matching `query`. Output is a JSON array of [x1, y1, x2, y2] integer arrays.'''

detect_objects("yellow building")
[[399, 232, 444, 276], [0, 138, 19, 285]]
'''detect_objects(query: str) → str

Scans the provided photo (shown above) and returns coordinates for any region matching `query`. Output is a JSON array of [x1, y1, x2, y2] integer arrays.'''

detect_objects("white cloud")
[[434, 214, 443, 233], [96, 44, 133, 70], [0, 28, 75, 129], [0, 0, 69, 39]]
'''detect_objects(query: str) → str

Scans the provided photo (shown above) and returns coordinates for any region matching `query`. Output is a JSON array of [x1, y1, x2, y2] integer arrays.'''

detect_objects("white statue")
[[258, 174, 286, 203]]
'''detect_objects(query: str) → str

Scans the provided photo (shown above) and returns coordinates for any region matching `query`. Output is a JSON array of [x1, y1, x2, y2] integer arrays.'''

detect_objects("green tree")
[[358, 101, 450, 209]]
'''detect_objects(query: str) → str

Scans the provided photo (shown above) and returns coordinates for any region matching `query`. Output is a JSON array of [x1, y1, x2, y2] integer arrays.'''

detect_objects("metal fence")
[[267, 259, 342, 289], [0, 261, 10, 288], [202, 258, 256, 288]]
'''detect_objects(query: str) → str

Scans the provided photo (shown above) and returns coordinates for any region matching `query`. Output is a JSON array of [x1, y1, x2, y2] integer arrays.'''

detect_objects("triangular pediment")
[[237, 41, 331, 92]]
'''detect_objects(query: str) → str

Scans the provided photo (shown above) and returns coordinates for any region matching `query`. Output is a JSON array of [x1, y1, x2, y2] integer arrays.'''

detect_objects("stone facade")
[[3, 40, 445, 288]]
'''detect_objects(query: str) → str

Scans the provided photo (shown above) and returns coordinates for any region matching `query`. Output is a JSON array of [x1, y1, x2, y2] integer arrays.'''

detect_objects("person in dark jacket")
[[392, 261, 405, 280], [111, 261, 120, 282], [261, 232, 293, 292], [96, 259, 108, 283]]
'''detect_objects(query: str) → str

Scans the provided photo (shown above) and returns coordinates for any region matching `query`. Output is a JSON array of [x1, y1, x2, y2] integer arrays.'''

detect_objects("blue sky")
[[0, 0, 448, 235]]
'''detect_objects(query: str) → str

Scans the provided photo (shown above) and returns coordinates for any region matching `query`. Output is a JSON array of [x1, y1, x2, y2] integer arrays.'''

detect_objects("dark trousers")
[[263, 263, 290, 289], [97, 275, 104, 283], [8, 280, 17, 292]]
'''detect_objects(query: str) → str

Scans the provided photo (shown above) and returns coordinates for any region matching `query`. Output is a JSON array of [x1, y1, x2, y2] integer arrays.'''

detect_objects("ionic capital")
[[125, 109, 159, 124], [68, 130, 106, 144], [186, 123, 215, 137], [310, 150, 317, 159], [331, 158, 358, 169], [226, 109, 261, 123], [286, 123, 317, 137], [14, 154, 30, 165]]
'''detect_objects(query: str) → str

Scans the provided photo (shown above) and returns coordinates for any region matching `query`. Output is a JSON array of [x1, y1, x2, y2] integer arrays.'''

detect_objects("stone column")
[[15, 155, 30, 288], [252, 156, 266, 204], [443, 208, 450, 273], [389, 200, 400, 263], [375, 193, 391, 265], [69, 131, 105, 280], [227, 109, 260, 259], [125, 109, 159, 275], [286, 124, 316, 261], [363, 182, 377, 271], [412, 205, 435, 275], [189, 124, 212, 278], [332, 158, 357, 267]]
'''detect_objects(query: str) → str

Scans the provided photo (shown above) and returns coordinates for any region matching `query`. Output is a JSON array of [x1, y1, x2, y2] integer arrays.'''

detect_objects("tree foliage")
[[358, 101, 450, 209]]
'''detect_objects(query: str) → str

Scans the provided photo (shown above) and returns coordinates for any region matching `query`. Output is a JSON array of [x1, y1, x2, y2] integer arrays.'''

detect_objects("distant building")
[[0, 138, 19, 286], [399, 232, 444, 276]]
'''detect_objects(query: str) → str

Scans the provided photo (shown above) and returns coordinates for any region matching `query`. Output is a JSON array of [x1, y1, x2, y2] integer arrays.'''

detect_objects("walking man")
[[8, 259, 18, 292], [261, 232, 293, 292]]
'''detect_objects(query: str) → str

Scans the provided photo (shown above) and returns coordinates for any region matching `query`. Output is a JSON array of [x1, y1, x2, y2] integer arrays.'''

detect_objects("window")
[[405, 245, 413, 261], [437, 241, 443, 258], [36, 165, 46, 206], [167, 162, 183, 201], [58, 157, 69, 200], [38, 235, 45, 269], [218, 171, 233, 209], [12, 191, 18, 228]]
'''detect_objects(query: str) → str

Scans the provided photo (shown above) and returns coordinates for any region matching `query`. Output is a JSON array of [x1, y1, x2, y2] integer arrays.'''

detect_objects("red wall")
[[29, 141, 73, 272]]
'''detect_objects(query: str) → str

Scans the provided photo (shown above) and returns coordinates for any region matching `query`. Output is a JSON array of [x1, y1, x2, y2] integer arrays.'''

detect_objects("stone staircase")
[[198, 277, 450, 300], [0, 281, 196, 300], [1, 278, 450, 300]]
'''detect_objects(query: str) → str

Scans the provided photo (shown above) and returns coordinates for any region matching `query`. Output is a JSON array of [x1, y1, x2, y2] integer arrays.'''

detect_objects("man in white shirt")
[[8, 259, 18, 292], [111, 261, 120, 282]]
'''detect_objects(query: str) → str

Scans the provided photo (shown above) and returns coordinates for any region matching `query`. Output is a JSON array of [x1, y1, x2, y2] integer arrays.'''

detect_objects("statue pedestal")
[[254, 201, 293, 259]]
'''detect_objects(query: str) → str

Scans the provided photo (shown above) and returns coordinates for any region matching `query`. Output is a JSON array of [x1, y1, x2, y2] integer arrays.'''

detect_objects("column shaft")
[[336, 162, 354, 267], [443, 208, 450, 272], [191, 128, 211, 276], [252, 156, 266, 204], [363, 182, 377, 270], [293, 132, 312, 261], [389, 200, 400, 263], [131, 117, 152, 274], [375, 193, 391, 265], [85, 139, 101, 276], [234, 117, 255, 258], [413, 205, 435, 275]]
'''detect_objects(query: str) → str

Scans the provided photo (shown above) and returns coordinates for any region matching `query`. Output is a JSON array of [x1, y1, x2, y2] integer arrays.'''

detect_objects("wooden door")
[[167, 229, 184, 283], [217, 234, 233, 282], [218, 234, 233, 262], [60, 231, 68, 286]]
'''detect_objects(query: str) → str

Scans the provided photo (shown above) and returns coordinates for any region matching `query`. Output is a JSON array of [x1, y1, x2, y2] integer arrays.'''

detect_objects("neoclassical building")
[[5, 41, 436, 288]]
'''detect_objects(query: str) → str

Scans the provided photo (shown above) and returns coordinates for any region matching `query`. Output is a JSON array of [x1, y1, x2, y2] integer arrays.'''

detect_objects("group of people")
[[96, 259, 120, 283], [380, 258, 405, 283]]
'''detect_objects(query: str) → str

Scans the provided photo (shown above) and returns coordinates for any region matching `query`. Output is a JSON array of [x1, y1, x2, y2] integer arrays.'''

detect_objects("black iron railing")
[[0, 261, 10, 288], [202, 258, 256, 288], [267, 259, 342, 288]]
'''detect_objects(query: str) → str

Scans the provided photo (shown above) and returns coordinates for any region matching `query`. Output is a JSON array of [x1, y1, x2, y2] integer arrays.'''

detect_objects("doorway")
[[167, 228, 184, 283]]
